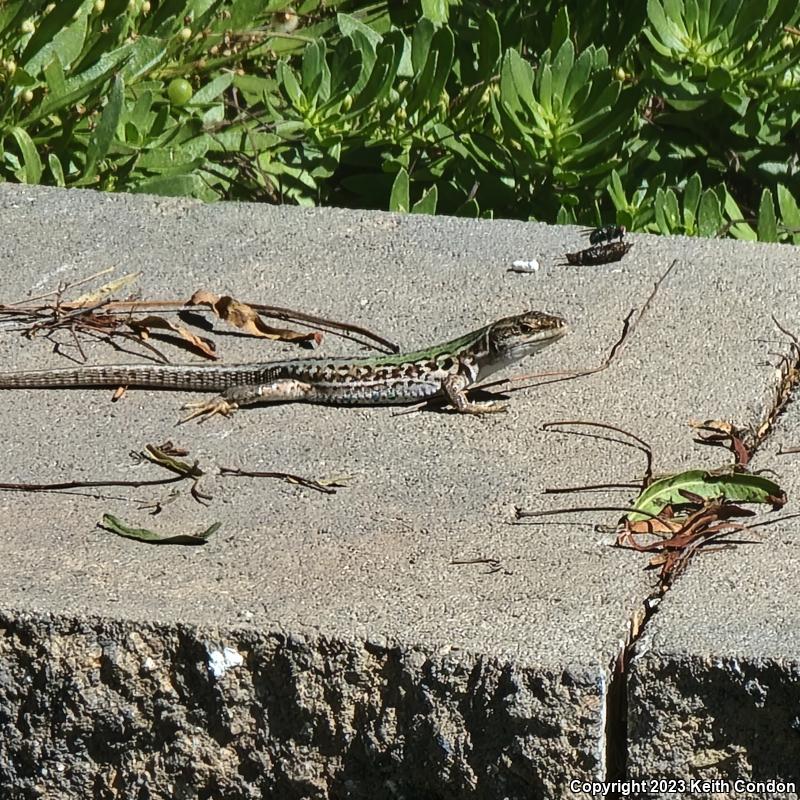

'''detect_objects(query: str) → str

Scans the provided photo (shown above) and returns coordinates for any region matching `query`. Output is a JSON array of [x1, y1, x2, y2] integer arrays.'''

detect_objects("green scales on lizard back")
[[0, 310, 568, 420]]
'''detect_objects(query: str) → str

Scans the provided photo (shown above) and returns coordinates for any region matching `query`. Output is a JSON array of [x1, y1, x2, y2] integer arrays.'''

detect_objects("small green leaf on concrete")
[[101, 514, 220, 545], [627, 470, 786, 523]]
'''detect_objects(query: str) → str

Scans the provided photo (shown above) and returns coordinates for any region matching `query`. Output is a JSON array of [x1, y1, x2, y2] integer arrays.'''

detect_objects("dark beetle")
[[560, 240, 633, 266], [581, 224, 626, 245]]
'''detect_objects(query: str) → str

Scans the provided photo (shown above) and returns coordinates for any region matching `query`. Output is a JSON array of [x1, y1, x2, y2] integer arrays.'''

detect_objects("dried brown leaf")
[[621, 496, 760, 588], [688, 418, 750, 466], [129, 315, 217, 360], [70, 271, 141, 306], [188, 291, 320, 345], [625, 517, 683, 536], [689, 418, 736, 438]]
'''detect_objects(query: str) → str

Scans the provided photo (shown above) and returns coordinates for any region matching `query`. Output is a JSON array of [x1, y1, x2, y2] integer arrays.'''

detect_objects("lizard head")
[[487, 311, 569, 362]]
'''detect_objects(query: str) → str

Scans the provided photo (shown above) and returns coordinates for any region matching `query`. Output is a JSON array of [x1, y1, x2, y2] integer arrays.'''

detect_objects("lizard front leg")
[[180, 378, 314, 423], [442, 374, 507, 415]]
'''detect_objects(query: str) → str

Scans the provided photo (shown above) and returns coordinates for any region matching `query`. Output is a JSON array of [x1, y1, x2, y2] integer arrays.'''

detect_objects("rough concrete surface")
[[0, 184, 796, 799]]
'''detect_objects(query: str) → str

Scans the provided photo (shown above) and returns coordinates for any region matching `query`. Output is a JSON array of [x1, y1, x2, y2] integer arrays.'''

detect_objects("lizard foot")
[[459, 400, 508, 415], [179, 396, 239, 424]]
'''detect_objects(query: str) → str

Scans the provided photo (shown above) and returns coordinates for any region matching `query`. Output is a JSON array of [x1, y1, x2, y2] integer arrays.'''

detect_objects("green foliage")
[[496, 12, 635, 217], [1, 0, 799, 241]]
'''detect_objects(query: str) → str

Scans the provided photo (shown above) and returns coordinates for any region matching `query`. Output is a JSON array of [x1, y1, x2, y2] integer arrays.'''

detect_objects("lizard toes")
[[179, 396, 238, 424]]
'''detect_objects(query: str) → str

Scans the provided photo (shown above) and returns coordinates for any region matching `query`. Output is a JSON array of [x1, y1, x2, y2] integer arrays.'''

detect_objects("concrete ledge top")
[[0, 184, 795, 671], [2, 184, 800, 796]]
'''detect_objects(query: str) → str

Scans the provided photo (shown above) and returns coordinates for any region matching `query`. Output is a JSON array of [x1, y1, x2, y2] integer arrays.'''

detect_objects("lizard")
[[0, 310, 568, 422]]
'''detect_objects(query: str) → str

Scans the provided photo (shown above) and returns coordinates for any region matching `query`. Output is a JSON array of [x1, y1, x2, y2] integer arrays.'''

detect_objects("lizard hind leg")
[[179, 395, 239, 424], [179, 379, 314, 423]]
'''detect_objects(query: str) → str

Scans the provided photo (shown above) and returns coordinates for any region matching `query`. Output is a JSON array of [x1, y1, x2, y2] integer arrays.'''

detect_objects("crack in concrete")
[[602, 320, 800, 794], [751, 321, 800, 451]]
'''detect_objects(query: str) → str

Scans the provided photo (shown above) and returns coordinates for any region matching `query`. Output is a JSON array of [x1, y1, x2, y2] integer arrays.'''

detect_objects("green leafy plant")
[[640, 0, 800, 204], [496, 9, 636, 219], [1, 0, 800, 242]]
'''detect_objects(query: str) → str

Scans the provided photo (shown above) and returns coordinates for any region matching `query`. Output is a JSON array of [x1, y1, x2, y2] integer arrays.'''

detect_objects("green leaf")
[[617, 209, 634, 230], [550, 40, 575, 112], [662, 0, 688, 37], [193, 73, 234, 104], [83, 73, 124, 180], [500, 48, 536, 115], [131, 173, 206, 197], [26, 45, 132, 123], [777, 184, 800, 244], [556, 204, 575, 225], [538, 62, 553, 117], [411, 184, 438, 215], [708, 66, 731, 90], [135, 148, 203, 171], [101, 513, 220, 545], [350, 39, 402, 114], [477, 12, 501, 82], [411, 17, 435, 75], [229, 0, 270, 28], [338, 12, 382, 51], [406, 26, 454, 117], [562, 49, 593, 110], [48, 153, 65, 187], [121, 36, 169, 82], [626, 470, 786, 523], [697, 188, 722, 237], [554, 169, 580, 187], [592, 45, 609, 70], [277, 61, 306, 108], [389, 167, 409, 212], [43, 54, 66, 98], [683, 173, 702, 233], [301, 39, 329, 104], [393, 28, 414, 78], [20, 0, 85, 72], [607, 169, 627, 209], [664, 188, 680, 230], [721, 187, 757, 241], [757, 188, 778, 243], [721, 89, 749, 116], [549, 5, 570, 52], [10, 127, 43, 184], [456, 197, 480, 217], [128, 89, 154, 136], [646, 0, 686, 53], [688, 0, 703, 35], [421, 0, 449, 23], [24, 4, 87, 76], [655, 187, 670, 233]]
